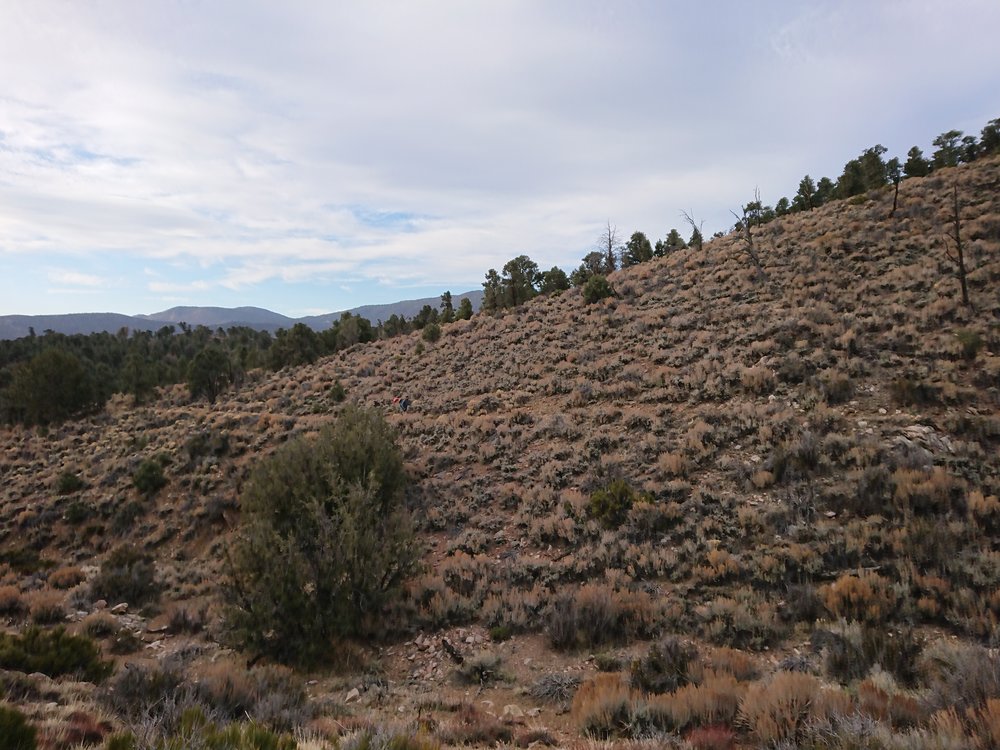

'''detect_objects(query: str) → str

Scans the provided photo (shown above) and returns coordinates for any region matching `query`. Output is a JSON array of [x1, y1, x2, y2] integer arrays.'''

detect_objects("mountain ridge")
[[0, 290, 484, 340]]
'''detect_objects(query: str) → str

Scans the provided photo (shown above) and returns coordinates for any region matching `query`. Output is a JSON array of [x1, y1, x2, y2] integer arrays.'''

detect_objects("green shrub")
[[587, 479, 649, 529], [63, 499, 92, 524], [0, 548, 54, 575], [55, 471, 86, 495], [90, 545, 160, 606], [630, 636, 698, 694], [328, 380, 347, 403], [0, 704, 37, 750], [890, 375, 940, 406], [455, 652, 505, 686], [489, 625, 512, 642], [548, 584, 656, 651], [132, 458, 167, 496], [956, 328, 983, 359], [103, 735, 136, 750], [225, 404, 420, 665], [146, 708, 296, 750], [422, 322, 441, 343], [582, 274, 616, 304], [0, 626, 112, 682]]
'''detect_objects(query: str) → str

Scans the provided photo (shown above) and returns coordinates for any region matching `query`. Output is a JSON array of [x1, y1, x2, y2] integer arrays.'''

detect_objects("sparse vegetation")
[[0, 120, 998, 749]]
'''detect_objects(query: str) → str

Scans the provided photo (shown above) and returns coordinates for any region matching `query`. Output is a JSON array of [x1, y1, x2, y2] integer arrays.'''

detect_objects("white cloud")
[[46, 269, 105, 287], [1, 1, 999, 315]]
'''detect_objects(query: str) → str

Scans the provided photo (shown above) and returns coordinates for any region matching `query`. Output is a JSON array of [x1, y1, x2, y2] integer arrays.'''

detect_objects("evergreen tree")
[[981, 118, 1000, 155], [932, 130, 964, 169], [4, 348, 101, 425], [539, 266, 570, 294], [621, 231, 653, 267], [188, 344, 234, 404], [658, 228, 686, 254], [815, 177, 836, 205], [439, 291, 454, 323], [501, 255, 541, 307], [570, 251, 607, 287], [904, 146, 931, 177], [482, 269, 503, 312], [456, 297, 474, 320]]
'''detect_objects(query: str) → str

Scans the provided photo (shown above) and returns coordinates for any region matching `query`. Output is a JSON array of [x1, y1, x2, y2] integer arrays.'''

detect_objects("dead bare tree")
[[887, 157, 902, 218], [944, 184, 972, 308], [731, 188, 769, 282], [680, 209, 704, 252], [598, 220, 621, 273]]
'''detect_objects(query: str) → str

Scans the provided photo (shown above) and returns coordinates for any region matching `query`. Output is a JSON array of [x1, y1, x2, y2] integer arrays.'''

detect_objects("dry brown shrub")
[[857, 678, 925, 728], [48, 565, 86, 589], [740, 366, 776, 395], [968, 490, 1000, 530], [28, 589, 66, 624], [821, 571, 896, 623], [80, 610, 119, 638], [893, 466, 963, 515], [549, 583, 657, 650], [738, 671, 820, 744], [571, 673, 638, 738], [683, 724, 736, 750], [647, 673, 746, 731], [969, 698, 1000, 749], [705, 647, 761, 681], [658, 451, 690, 478], [0, 584, 25, 615], [811, 687, 855, 723], [694, 549, 741, 584]]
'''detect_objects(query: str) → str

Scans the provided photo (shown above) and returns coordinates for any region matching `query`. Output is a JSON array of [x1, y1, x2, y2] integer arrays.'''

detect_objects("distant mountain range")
[[0, 290, 483, 341]]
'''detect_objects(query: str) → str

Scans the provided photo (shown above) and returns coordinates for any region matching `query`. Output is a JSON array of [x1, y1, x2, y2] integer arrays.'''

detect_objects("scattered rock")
[[345, 687, 361, 703], [502, 704, 524, 719]]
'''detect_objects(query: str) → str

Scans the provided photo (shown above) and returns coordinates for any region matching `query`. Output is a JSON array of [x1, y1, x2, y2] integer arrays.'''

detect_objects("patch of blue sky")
[[67, 145, 139, 167], [348, 205, 426, 232]]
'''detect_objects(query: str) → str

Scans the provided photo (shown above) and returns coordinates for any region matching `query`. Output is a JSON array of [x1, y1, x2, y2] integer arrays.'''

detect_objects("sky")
[[1, 1, 998, 318]]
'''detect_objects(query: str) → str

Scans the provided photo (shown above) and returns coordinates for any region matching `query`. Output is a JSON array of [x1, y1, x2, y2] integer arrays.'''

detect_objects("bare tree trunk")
[[891, 178, 900, 217], [732, 189, 769, 282], [597, 220, 619, 274], [945, 185, 971, 307], [680, 210, 704, 252]]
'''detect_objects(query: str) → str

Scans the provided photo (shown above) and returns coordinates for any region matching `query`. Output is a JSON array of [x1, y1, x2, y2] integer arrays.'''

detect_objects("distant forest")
[[0, 296, 471, 426], [1, 117, 996, 426]]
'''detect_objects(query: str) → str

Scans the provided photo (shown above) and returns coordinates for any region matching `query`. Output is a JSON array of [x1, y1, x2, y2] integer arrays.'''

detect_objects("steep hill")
[[1, 159, 999, 747]]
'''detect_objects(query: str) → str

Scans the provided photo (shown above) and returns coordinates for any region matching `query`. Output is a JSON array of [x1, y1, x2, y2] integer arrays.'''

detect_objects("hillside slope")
[[1, 159, 999, 747]]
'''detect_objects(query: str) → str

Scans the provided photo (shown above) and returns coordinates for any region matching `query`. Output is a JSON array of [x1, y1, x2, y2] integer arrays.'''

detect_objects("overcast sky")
[[1, 1, 998, 317]]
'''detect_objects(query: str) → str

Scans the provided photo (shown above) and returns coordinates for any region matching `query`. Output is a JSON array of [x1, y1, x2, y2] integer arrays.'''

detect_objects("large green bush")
[[90, 545, 160, 606], [225, 404, 420, 664], [2, 348, 103, 425], [0, 626, 112, 682], [132, 457, 168, 496], [582, 274, 616, 304], [0, 704, 36, 750]]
